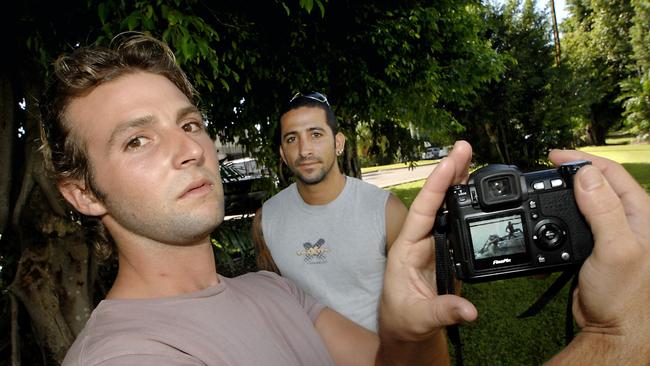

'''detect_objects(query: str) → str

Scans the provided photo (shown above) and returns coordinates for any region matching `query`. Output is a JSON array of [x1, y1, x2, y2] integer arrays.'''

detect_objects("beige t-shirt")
[[62, 271, 333, 366]]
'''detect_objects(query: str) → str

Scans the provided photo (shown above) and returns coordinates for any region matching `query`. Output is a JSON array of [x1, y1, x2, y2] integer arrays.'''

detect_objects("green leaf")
[[126, 14, 140, 30], [220, 78, 230, 91], [145, 4, 154, 19], [98, 3, 107, 25], [299, 0, 313, 14]]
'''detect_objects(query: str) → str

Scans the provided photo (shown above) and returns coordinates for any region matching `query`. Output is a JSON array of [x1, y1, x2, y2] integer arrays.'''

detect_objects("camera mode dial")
[[533, 219, 567, 250]]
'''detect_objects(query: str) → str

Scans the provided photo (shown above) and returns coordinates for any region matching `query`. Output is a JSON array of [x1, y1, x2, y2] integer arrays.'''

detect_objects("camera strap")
[[433, 215, 581, 365], [517, 268, 580, 344], [433, 226, 465, 366]]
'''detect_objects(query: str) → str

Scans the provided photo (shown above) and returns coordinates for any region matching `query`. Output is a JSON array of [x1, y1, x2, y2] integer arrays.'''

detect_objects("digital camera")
[[439, 161, 594, 282]]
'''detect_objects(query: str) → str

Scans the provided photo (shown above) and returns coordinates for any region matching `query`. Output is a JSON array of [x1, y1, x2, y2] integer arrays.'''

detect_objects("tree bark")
[[10, 292, 20, 366], [5, 65, 95, 365], [8, 215, 92, 364], [0, 74, 14, 235]]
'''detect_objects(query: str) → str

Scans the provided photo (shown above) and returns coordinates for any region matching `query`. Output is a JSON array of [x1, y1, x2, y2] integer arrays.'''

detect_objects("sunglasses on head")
[[289, 91, 330, 106]]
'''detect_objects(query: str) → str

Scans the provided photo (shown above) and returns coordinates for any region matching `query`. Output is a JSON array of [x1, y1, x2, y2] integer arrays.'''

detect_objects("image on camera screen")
[[469, 214, 526, 260]]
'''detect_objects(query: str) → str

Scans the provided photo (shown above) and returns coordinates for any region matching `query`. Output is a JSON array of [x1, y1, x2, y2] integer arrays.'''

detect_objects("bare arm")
[[314, 307, 450, 366], [316, 142, 477, 365], [251, 208, 280, 274], [384, 193, 408, 253], [315, 308, 378, 366]]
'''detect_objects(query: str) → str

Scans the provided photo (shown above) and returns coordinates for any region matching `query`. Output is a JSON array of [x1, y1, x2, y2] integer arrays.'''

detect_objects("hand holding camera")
[[382, 141, 650, 363], [545, 149, 650, 364], [441, 160, 593, 282]]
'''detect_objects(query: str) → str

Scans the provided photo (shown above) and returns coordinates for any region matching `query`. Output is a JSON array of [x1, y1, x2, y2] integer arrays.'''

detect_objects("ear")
[[335, 132, 346, 156], [58, 179, 107, 217], [279, 145, 288, 165]]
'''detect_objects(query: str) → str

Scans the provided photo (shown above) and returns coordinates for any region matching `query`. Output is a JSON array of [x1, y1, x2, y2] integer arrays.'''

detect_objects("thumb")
[[573, 165, 638, 259], [433, 295, 478, 327]]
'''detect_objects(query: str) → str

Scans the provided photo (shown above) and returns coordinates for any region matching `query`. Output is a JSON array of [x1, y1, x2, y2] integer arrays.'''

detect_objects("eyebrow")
[[107, 105, 203, 148], [177, 105, 203, 121], [282, 126, 326, 140]]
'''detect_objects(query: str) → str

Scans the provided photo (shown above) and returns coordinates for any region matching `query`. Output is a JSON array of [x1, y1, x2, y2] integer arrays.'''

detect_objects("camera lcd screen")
[[468, 213, 527, 269]]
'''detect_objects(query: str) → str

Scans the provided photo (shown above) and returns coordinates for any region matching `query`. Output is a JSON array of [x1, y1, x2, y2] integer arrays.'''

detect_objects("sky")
[[494, 0, 569, 23]]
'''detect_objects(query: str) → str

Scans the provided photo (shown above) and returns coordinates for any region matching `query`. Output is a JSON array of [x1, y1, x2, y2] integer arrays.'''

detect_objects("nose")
[[171, 130, 205, 168], [298, 135, 313, 158]]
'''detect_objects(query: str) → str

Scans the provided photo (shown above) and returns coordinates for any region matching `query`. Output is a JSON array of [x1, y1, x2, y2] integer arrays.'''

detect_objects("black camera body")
[[441, 161, 593, 283]]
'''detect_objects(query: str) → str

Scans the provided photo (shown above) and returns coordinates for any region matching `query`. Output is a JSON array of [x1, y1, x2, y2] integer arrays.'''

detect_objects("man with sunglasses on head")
[[252, 92, 409, 333]]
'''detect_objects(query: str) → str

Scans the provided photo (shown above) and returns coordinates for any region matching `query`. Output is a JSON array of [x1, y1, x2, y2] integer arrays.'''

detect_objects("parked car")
[[221, 158, 272, 216], [421, 146, 448, 160]]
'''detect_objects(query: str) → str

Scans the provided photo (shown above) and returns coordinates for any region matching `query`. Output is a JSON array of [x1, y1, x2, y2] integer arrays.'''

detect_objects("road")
[[362, 163, 438, 188]]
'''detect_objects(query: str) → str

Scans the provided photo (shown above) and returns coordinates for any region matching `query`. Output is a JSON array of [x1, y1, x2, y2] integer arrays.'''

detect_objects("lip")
[[297, 159, 321, 167], [179, 179, 213, 199]]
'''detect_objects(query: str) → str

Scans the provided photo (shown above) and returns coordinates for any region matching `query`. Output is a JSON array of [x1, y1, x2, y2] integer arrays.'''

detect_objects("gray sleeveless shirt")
[[261, 177, 389, 331]]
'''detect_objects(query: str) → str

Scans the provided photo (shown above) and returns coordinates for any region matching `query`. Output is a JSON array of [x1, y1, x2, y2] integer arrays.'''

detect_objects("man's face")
[[279, 106, 343, 185], [64, 71, 224, 246]]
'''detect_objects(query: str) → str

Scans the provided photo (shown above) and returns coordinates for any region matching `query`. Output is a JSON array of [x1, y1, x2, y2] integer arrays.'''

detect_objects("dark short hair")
[[39, 33, 196, 260], [279, 92, 337, 142]]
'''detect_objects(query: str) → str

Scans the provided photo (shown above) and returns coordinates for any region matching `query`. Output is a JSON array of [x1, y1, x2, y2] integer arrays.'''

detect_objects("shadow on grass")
[[459, 274, 570, 365]]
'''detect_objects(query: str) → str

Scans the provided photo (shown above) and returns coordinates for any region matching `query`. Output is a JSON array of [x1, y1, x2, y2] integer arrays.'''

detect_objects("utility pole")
[[550, 0, 561, 66]]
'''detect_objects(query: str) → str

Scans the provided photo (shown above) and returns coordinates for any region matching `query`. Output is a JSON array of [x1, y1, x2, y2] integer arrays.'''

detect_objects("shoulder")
[[62, 306, 198, 366], [260, 183, 298, 225], [229, 270, 299, 296], [228, 271, 325, 321], [263, 183, 297, 207], [347, 177, 389, 201], [385, 192, 407, 212]]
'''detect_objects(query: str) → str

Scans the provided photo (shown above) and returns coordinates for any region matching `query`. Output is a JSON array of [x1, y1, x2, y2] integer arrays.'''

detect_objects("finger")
[[549, 149, 649, 208], [573, 165, 642, 258], [398, 141, 472, 244], [433, 295, 478, 326], [550, 149, 650, 240]]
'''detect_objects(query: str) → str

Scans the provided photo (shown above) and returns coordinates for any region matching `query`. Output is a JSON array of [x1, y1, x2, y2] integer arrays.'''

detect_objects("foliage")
[[562, 0, 636, 144], [456, 0, 574, 168], [617, 0, 650, 135], [211, 217, 257, 278], [213, 1, 503, 181], [346, 2, 501, 169]]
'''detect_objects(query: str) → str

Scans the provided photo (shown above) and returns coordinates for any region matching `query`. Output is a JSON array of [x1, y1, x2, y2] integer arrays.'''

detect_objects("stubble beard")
[[89, 172, 224, 247], [292, 157, 336, 186]]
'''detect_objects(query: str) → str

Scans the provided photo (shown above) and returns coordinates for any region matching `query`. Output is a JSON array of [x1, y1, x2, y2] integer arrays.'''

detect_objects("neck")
[[107, 237, 218, 299], [296, 168, 347, 205]]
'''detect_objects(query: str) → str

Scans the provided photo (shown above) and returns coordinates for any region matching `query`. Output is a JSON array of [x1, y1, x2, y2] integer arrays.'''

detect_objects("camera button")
[[531, 213, 539, 219], [532, 181, 545, 190], [529, 200, 537, 209], [537, 255, 547, 263], [550, 178, 564, 188], [561, 252, 571, 261]]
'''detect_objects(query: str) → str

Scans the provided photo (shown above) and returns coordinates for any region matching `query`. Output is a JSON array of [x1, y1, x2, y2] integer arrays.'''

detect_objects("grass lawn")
[[360, 160, 438, 174], [387, 143, 649, 365], [579, 143, 650, 192]]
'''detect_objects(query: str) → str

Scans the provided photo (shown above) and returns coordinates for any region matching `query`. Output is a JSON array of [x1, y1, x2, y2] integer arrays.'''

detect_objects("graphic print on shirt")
[[296, 238, 329, 264]]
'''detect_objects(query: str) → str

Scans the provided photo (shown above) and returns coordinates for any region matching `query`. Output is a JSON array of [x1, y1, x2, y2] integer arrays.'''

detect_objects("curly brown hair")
[[40, 33, 197, 260]]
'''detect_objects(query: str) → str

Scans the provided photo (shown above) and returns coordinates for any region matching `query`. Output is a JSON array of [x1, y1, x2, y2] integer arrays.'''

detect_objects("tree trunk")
[[342, 133, 361, 179], [5, 65, 95, 365], [8, 201, 93, 364], [0, 74, 14, 235]]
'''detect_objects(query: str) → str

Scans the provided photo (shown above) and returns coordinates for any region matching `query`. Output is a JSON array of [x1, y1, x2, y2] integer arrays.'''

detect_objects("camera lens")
[[487, 177, 512, 197]]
